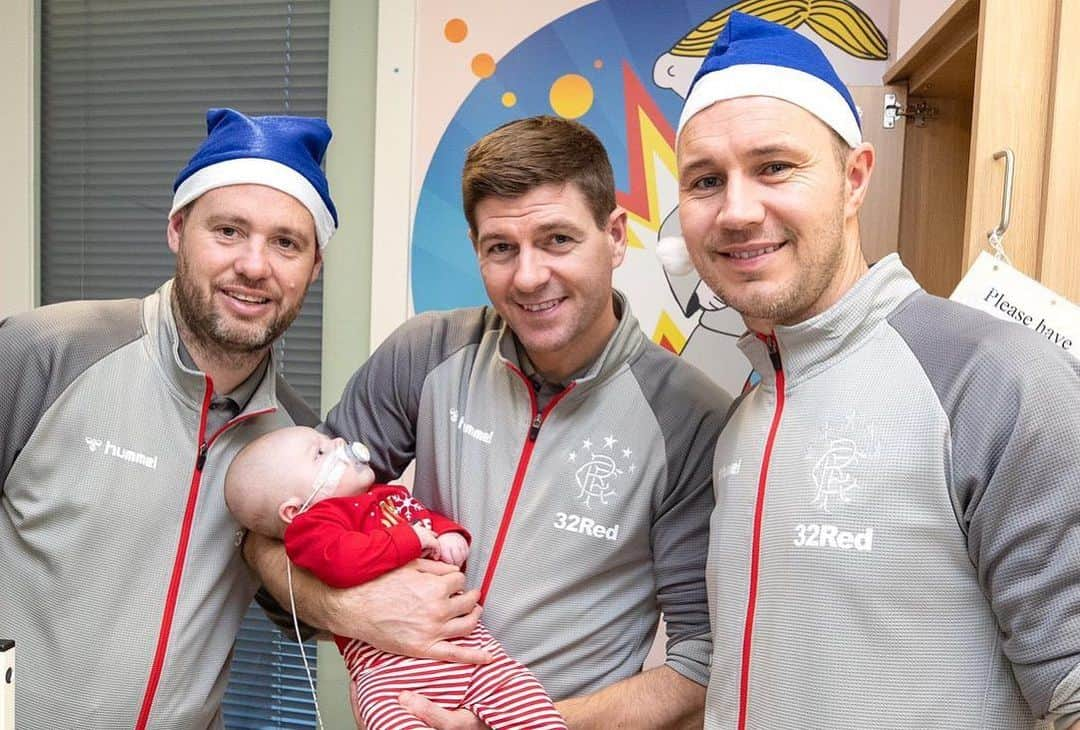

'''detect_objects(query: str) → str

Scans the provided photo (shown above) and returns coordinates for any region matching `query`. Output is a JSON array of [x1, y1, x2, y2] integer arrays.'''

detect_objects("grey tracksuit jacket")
[[323, 293, 732, 700], [705, 255, 1080, 729], [0, 281, 313, 729]]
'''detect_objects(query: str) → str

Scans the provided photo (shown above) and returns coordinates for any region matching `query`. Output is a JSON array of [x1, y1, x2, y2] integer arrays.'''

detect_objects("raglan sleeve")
[[321, 312, 449, 484], [0, 313, 43, 490], [957, 344, 1080, 725], [649, 365, 732, 687], [1, 302, 143, 489]]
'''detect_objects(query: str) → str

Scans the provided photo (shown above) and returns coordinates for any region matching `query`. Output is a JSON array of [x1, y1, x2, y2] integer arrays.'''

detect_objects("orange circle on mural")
[[471, 53, 496, 79], [444, 18, 468, 43], [594, 59, 603, 69], [501, 92, 517, 107], [549, 73, 594, 119]]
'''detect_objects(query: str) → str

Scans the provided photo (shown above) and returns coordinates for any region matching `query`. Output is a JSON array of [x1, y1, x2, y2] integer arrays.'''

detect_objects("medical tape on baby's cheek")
[[299, 457, 347, 513], [313, 455, 348, 494]]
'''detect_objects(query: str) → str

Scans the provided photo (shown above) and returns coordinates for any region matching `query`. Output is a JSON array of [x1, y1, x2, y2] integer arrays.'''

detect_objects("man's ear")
[[607, 207, 628, 268], [844, 142, 876, 219], [308, 248, 324, 284], [167, 210, 185, 255], [279, 497, 305, 525]]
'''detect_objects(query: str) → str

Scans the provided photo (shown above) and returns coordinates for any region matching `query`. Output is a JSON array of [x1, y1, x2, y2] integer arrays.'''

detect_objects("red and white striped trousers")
[[342, 623, 566, 730]]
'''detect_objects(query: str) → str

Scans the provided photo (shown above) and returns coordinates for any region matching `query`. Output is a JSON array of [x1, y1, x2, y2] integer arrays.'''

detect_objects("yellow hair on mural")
[[670, 0, 887, 61], [806, 0, 888, 59]]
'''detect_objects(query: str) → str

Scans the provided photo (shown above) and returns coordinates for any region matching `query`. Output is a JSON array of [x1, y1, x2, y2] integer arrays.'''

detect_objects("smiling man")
[[675, 13, 1080, 730], [0, 108, 336, 729], [249, 115, 731, 729]]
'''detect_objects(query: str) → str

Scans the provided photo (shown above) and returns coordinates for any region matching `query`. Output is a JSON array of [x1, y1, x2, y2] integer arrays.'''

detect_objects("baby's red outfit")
[[285, 485, 566, 730]]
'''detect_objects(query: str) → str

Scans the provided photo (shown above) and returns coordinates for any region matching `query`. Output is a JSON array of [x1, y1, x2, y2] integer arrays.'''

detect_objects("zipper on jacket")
[[134, 375, 278, 727], [766, 335, 783, 372], [527, 412, 543, 441], [738, 333, 786, 730], [135, 377, 214, 730], [478, 365, 574, 603]]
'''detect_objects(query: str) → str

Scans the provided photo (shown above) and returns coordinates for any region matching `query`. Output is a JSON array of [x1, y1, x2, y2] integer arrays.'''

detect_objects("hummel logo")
[[85, 436, 159, 470], [449, 408, 493, 445]]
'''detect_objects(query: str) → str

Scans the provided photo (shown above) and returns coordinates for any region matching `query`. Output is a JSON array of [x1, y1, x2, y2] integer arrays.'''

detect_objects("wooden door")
[[1038, 0, 1080, 302], [961, 0, 1057, 280]]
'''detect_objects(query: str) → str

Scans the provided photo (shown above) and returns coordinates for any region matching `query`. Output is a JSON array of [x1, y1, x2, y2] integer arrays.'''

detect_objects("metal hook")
[[987, 149, 1014, 263]]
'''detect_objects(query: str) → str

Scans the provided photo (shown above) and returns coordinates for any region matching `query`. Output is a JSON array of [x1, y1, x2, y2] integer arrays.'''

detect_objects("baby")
[[225, 426, 566, 730]]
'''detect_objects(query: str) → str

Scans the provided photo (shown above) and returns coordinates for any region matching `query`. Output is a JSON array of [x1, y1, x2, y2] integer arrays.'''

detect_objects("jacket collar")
[[143, 279, 280, 415], [737, 254, 921, 388], [496, 289, 646, 393]]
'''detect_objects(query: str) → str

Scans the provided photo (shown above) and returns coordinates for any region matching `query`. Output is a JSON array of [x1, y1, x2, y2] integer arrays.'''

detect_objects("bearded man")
[[0, 108, 334, 729]]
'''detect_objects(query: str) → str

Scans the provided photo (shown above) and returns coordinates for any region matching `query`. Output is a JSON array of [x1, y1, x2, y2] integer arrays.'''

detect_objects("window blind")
[[39, 1, 330, 726]]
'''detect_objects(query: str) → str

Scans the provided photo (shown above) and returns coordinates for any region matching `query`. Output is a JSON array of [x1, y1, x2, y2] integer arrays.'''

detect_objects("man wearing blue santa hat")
[[0, 108, 473, 729], [676, 12, 1080, 730]]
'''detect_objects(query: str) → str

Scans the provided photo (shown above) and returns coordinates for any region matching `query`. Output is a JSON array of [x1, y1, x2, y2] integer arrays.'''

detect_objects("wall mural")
[[408, 0, 890, 396]]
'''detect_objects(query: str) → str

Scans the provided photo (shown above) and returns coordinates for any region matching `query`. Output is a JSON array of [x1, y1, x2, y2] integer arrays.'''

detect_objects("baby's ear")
[[279, 497, 304, 525]]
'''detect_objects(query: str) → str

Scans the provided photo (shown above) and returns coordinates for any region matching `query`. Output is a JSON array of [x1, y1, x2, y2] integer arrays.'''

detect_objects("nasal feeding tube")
[[298, 441, 371, 513], [290, 439, 370, 730]]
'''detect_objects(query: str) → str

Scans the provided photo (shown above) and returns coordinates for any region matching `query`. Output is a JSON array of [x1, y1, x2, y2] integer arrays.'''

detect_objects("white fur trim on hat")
[[656, 235, 696, 276], [169, 157, 336, 249], [678, 63, 862, 147]]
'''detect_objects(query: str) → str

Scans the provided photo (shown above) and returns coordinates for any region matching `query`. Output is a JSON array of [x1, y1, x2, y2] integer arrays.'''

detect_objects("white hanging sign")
[[950, 251, 1077, 360]]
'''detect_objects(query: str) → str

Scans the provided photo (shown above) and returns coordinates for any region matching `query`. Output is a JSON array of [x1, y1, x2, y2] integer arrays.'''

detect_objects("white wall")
[[893, 0, 955, 59], [316, 0, 379, 725], [0, 0, 38, 318]]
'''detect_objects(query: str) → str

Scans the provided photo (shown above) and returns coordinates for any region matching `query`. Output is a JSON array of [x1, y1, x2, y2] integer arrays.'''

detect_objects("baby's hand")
[[412, 524, 440, 559], [436, 532, 469, 567]]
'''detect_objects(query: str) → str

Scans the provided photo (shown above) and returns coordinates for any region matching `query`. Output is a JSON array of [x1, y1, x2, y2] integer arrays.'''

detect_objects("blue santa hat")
[[677, 12, 861, 146], [170, 108, 338, 249]]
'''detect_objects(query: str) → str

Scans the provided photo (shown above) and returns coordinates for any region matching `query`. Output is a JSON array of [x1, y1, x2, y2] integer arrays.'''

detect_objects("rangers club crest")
[[567, 434, 636, 508], [806, 415, 880, 514]]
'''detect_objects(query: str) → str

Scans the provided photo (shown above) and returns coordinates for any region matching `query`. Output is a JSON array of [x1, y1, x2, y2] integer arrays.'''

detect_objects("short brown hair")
[[462, 116, 616, 235]]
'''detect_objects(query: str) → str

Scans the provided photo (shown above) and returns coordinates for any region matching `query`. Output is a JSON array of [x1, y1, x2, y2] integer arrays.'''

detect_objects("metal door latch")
[[884, 94, 938, 128]]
